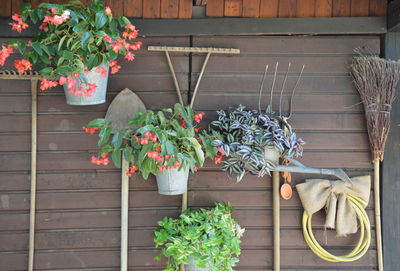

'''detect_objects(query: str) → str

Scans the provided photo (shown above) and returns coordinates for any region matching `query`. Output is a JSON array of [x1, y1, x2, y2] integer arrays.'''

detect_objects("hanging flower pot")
[[64, 64, 109, 106], [206, 105, 306, 182], [264, 145, 281, 165], [154, 203, 244, 271], [0, 0, 142, 106], [87, 103, 216, 196], [185, 255, 211, 271], [156, 166, 190, 195]]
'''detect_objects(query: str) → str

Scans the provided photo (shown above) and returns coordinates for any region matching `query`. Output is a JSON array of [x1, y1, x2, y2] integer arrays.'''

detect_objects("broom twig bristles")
[[350, 53, 400, 162]]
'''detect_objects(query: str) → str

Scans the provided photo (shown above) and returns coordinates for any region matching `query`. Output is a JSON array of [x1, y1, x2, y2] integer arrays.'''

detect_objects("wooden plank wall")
[[0, 36, 190, 270], [207, 0, 387, 17], [0, 0, 386, 18], [190, 36, 378, 270], [0, 0, 193, 19], [0, 35, 379, 270]]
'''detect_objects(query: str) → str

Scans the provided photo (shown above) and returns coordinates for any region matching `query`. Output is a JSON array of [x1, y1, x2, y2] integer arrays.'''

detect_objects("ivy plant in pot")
[[206, 105, 305, 182], [87, 103, 216, 195], [154, 202, 244, 271], [0, 0, 142, 105]]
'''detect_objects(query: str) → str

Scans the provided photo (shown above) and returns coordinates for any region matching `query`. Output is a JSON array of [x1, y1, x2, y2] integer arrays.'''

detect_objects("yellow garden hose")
[[302, 194, 371, 262]]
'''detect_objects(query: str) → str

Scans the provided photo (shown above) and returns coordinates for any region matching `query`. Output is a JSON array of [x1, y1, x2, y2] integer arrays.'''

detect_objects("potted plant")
[[154, 202, 244, 271], [87, 103, 216, 195], [206, 105, 305, 182], [0, 0, 141, 105]]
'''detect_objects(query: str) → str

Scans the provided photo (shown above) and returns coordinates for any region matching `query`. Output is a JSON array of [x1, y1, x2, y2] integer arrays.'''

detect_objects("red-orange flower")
[[39, 78, 58, 91], [82, 126, 99, 134], [9, 14, 29, 32], [91, 154, 109, 166], [214, 155, 223, 164], [94, 66, 107, 78], [109, 60, 121, 74], [125, 51, 135, 61], [0, 45, 13, 66], [14, 59, 32, 74], [194, 112, 205, 123], [105, 6, 112, 15]]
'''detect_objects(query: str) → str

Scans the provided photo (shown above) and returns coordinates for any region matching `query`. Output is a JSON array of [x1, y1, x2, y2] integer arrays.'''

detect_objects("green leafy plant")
[[154, 202, 244, 271], [207, 105, 305, 182], [0, 0, 141, 94], [86, 103, 216, 178]]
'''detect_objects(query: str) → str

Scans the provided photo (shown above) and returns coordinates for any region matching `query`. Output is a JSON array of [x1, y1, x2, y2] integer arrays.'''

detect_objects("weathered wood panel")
[[260, 0, 279, 17], [315, 0, 333, 17], [0, 0, 385, 18], [382, 32, 400, 271], [189, 35, 377, 271], [296, 0, 316, 17], [224, 0, 243, 16], [0, 35, 378, 271], [124, 0, 143, 17], [143, 0, 161, 18], [160, 0, 179, 18], [242, 0, 260, 17], [206, 0, 225, 17]]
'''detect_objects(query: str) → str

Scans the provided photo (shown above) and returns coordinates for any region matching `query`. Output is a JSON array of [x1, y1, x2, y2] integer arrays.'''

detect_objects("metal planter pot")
[[264, 145, 281, 164], [185, 255, 211, 271], [155, 167, 189, 195], [63, 63, 109, 106]]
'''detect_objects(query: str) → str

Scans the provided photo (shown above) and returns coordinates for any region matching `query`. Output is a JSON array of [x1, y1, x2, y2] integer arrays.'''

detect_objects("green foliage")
[[154, 203, 244, 271], [88, 103, 216, 178], [8, 0, 135, 79]]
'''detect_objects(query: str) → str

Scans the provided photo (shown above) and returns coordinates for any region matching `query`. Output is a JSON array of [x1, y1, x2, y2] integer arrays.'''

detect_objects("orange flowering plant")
[[86, 103, 218, 179], [0, 0, 141, 95]]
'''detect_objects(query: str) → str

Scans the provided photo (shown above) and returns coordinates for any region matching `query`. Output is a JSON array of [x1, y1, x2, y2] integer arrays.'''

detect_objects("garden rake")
[[148, 45, 240, 271], [0, 70, 40, 271], [257, 62, 355, 271]]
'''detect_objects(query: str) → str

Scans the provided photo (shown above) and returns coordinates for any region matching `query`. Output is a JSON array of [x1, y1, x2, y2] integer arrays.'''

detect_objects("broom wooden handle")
[[374, 160, 383, 271]]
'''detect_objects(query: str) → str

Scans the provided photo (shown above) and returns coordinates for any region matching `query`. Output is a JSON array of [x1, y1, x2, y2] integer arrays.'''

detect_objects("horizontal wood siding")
[[191, 35, 378, 270], [208, 0, 385, 17], [0, 36, 190, 270], [0, 0, 385, 18], [0, 35, 378, 270]]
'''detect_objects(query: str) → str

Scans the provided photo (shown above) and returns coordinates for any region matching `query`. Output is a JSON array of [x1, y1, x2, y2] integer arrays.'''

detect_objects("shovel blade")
[[105, 88, 146, 132]]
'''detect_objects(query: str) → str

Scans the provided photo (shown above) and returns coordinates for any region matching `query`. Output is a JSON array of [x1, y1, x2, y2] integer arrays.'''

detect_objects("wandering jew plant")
[[0, 0, 141, 95], [209, 105, 305, 182]]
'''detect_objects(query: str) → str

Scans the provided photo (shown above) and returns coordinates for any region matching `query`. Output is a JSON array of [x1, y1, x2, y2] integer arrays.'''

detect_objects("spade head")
[[105, 88, 146, 132]]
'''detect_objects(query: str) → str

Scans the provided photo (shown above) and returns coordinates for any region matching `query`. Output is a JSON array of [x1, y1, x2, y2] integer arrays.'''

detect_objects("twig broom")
[[350, 53, 400, 271]]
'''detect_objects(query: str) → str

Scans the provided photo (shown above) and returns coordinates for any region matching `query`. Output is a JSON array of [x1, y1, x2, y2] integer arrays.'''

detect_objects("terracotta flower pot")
[[155, 167, 190, 195], [63, 63, 109, 106]]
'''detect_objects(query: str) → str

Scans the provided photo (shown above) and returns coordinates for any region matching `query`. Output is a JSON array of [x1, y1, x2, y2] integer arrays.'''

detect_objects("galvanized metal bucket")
[[185, 255, 211, 271], [63, 63, 109, 106], [264, 145, 281, 164], [155, 167, 189, 195]]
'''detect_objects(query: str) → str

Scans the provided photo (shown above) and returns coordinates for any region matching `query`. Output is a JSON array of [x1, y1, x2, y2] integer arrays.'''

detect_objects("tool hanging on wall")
[[257, 62, 304, 271], [350, 53, 400, 271], [297, 176, 371, 262], [148, 45, 240, 270], [257, 62, 367, 270], [0, 70, 40, 271], [104, 88, 146, 271]]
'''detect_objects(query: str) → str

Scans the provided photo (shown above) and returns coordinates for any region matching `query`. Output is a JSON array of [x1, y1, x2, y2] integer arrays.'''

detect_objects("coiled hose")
[[302, 194, 371, 262]]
